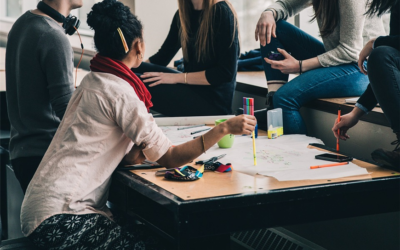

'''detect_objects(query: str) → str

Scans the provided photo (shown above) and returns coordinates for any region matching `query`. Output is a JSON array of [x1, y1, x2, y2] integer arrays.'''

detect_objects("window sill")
[[0, 17, 95, 55]]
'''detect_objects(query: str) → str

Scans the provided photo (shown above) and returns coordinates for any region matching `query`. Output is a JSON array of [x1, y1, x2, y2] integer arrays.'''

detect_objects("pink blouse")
[[21, 72, 171, 236]]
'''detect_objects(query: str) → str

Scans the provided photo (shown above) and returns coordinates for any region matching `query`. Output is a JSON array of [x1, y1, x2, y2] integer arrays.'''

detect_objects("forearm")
[[185, 71, 210, 85], [302, 57, 322, 72], [350, 106, 366, 119], [268, 0, 311, 21], [157, 124, 228, 168]]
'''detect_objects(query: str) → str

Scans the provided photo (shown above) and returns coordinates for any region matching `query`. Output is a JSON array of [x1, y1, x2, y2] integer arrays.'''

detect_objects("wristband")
[[299, 60, 303, 75]]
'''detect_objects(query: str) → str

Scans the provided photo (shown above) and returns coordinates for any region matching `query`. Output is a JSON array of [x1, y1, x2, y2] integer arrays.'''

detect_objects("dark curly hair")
[[87, 0, 143, 60]]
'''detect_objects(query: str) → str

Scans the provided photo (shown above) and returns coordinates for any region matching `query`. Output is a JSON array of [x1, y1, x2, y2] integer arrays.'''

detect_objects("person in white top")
[[20, 0, 257, 249]]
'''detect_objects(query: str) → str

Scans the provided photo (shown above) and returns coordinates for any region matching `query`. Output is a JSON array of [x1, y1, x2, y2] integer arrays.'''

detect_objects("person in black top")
[[132, 0, 239, 116], [332, 0, 400, 170]]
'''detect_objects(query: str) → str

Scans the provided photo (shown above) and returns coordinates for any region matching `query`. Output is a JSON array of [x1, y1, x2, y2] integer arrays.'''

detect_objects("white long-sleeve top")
[[21, 72, 172, 236], [269, 0, 386, 67]]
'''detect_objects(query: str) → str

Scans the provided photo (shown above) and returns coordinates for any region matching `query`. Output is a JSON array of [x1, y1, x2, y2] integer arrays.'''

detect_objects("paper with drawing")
[[160, 126, 369, 181]]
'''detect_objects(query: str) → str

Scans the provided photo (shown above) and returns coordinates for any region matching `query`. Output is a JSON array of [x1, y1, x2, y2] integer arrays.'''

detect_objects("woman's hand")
[[332, 108, 364, 140], [255, 10, 277, 46], [141, 72, 183, 87], [358, 38, 376, 75], [223, 115, 257, 135], [264, 48, 299, 74]]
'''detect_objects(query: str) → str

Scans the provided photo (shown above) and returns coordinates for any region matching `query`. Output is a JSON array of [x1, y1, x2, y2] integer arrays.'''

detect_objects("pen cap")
[[276, 108, 283, 128], [243, 97, 248, 114], [249, 98, 254, 115], [267, 110, 279, 128]]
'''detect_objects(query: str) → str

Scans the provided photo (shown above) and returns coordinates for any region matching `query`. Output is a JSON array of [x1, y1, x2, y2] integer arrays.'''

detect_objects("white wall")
[[135, 0, 181, 63], [298, 6, 321, 41]]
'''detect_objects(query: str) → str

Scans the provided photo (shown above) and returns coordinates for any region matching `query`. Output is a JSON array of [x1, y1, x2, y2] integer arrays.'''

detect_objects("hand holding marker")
[[242, 97, 257, 166]]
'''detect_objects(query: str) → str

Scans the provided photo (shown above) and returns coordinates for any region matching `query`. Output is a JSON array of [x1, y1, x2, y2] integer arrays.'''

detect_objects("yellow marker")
[[252, 131, 257, 166]]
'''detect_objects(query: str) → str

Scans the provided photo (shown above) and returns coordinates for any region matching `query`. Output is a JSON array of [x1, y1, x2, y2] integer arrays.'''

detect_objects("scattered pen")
[[177, 124, 205, 130], [117, 164, 162, 170], [191, 128, 211, 135], [310, 162, 349, 169]]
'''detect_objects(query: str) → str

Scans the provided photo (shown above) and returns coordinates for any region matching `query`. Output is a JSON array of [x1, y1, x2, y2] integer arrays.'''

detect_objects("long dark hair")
[[365, 0, 399, 16], [311, 0, 340, 38], [178, 0, 238, 62]]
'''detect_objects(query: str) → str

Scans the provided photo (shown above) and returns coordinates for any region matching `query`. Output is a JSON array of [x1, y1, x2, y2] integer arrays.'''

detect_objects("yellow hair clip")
[[117, 27, 129, 53]]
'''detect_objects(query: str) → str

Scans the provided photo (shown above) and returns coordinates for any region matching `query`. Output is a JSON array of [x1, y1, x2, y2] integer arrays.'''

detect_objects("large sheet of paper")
[[160, 128, 369, 181], [203, 135, 368, 181], [155, 115, 234, 126]]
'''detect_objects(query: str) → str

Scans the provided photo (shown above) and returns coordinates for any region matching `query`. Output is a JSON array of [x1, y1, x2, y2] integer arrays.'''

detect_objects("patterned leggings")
[[28, 214, 167, 250]]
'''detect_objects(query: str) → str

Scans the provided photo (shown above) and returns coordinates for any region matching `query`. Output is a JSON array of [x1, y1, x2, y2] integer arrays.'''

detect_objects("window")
[[77, 0, 102, 31], [5, 0, 22, 18], [231, 0, 276, 53], [0, 0, 100, 32], [0, 0, 39, 19]]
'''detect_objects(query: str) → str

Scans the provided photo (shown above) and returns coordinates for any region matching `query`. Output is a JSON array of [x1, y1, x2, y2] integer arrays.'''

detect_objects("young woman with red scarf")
[[20, 1, 256, 249]]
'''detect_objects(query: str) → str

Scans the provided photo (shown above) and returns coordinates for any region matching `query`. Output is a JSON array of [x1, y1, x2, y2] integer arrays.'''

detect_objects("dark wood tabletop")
[[109, 144, 400, 250]]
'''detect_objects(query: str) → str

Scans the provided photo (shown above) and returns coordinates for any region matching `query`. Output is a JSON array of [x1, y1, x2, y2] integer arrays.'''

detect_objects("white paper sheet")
[[155, 115, 234, 126], [160, 125, 211, 145], [196, 135, 369, 181]]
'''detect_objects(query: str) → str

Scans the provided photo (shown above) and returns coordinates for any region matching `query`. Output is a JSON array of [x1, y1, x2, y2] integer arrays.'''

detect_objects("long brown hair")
[[311, 0, 340, 38], [365, 0, 399, 16], [178, 0, 238, 62]]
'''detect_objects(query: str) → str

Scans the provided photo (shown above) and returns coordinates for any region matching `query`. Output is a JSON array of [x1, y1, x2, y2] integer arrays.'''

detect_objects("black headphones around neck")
[[37, 1, 80, 35]]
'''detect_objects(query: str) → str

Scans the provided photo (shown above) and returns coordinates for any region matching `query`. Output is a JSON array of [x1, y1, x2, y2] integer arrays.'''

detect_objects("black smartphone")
[[267, 51, 285, 61], [315, 153, 353, 162]]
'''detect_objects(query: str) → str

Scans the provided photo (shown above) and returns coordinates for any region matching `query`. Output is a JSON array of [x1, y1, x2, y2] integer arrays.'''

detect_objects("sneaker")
[[371, 139, 400, 172]]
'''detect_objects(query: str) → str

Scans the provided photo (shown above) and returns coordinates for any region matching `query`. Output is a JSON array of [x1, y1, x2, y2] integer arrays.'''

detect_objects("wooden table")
[[109, 144, 400, 250]]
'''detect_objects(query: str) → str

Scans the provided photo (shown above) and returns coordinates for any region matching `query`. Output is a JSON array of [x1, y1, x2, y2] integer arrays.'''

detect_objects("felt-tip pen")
[[191, 128, 211, 135], [310, 162, 349, 169]]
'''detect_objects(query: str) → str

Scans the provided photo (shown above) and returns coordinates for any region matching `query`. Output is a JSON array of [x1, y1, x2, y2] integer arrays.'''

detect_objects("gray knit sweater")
[[6, 11, 74, 160], [269, 0, 386, 67]]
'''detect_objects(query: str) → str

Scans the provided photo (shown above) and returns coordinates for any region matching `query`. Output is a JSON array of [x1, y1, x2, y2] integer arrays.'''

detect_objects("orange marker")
[[310, 161, 349, 169], [336, 110, 341, 151]]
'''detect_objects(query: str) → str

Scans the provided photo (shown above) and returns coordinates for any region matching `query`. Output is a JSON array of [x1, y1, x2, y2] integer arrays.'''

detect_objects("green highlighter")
[[215, 119, 235, 148]]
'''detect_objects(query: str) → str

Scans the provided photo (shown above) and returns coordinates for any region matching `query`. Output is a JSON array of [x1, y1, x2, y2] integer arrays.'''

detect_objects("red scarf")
[[90, 54, 153, 112]]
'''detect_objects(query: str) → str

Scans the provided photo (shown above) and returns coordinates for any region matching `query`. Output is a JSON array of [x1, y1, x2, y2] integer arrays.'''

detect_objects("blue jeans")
[[260, 20, 369, 134]]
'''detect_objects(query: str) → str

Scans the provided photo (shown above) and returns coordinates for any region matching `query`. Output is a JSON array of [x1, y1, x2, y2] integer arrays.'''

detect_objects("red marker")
[[310, 161, 349, 169]]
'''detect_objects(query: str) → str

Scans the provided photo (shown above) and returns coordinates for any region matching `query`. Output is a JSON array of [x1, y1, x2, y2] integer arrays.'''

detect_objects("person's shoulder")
[[213, 1, 235, 24], [338, 0, 366, 9], [82, 72, 137, 100], [213, 1, 235, 28], [173, 9, 180, 25], [214, 1, 234, 17], [174, 9, 180, 18]]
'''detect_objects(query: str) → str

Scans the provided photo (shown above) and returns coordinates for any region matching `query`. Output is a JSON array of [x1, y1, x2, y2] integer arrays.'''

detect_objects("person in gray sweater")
[[254, 0, 386, 134], [5, 0, 82, 193]]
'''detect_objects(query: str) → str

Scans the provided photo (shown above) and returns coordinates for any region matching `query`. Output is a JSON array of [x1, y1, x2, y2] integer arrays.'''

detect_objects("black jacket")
[[357, 2, 399, 112]]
